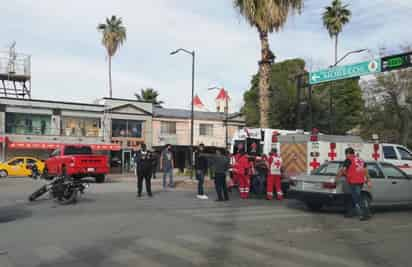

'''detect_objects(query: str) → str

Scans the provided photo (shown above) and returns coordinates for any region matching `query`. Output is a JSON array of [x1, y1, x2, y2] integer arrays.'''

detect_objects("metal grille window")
[[161, 122, 176, 135], [199, 124, 213, 136]]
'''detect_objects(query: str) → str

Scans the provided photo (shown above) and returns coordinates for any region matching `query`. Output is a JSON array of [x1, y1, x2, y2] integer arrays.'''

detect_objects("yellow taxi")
[[0, 157, 45, 177]]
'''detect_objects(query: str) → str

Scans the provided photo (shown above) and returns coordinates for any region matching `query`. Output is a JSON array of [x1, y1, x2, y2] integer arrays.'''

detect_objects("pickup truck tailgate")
[[74, 155, 107, 169]]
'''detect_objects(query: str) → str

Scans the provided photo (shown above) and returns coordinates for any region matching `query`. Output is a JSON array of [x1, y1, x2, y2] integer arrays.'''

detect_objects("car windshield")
[[64, 146, 92, 155], [312, 162, 342, 176]]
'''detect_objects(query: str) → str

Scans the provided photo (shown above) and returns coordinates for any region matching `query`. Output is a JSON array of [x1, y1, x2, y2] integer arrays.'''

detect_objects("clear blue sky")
[[2, 0, 411, 111]]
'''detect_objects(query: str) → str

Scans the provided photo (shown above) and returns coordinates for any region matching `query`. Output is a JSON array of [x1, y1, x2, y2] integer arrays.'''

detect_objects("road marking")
[[221, 233, 369, 267], [177, 234, 304, 267], [178, 206, 290, 215], [109, 249, 165, 267], [191, 209, 305, 218], [34, 246, 76, 262], [135, 238, 209, 265], [207, 213, 310, 223]]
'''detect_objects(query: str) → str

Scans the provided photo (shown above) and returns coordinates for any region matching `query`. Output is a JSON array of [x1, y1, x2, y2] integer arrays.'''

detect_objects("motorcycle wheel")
[[57, 188, 78, 205], [28, 185, 48, 202]]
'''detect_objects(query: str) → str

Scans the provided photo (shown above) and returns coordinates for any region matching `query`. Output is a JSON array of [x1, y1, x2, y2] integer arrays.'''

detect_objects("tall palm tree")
[[322, 0, 351, 64], [135, 88, 164, 107], [233, 0, 303, 128], [97, 15, 127, 98]]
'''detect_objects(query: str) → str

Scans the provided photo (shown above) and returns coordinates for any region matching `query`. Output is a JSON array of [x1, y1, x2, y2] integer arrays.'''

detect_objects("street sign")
[[309, 59, 381, 85], [381, 52, 412, 72]]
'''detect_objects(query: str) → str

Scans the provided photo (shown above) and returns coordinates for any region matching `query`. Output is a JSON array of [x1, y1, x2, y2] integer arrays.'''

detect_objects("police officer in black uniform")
[[135, 143, 154, 198]]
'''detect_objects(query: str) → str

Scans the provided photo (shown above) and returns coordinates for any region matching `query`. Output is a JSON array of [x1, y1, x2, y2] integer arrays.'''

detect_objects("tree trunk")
[[334, 34, 339, 65], [108, 55, 113, 98], [258, 30, 272, 129]]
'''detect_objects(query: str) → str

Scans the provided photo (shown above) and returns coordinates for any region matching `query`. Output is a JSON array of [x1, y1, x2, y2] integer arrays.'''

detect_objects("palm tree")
[[97, 15, 127, 98], [135, 88, 164, 107], [233, 0, 303, 128], [322, 0, 351, 64]]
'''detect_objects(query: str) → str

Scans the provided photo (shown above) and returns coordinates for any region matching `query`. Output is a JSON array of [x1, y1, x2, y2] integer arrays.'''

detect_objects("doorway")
[[122, 150, 132, 173]]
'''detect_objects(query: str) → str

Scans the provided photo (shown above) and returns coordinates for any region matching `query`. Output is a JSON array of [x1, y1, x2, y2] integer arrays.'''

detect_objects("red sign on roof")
[[193, 95, 204, 107], [216, 88, 230, 100]]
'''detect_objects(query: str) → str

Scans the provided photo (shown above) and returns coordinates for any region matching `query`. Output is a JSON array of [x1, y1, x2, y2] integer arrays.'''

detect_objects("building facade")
[[0, 96, 245, 174], [0, 97, 153, 173], [152, 107, 245, 171]]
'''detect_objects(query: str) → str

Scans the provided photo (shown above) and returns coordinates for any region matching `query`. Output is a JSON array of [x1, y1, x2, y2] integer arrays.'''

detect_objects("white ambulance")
[[230, 128, 412, 175]]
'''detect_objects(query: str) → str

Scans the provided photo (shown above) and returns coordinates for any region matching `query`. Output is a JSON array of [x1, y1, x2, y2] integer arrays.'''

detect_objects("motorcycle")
[[28, 176, 89, 205]]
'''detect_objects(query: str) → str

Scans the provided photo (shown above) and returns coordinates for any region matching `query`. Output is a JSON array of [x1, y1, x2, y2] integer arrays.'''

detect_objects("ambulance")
[[230, 128, 412, 176]]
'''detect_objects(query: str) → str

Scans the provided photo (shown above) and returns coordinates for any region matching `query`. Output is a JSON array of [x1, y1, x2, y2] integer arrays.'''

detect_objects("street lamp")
[[330, 49, 368, 67], [328, 48, 368, 134], [170, 48, 195, 179], [208, 86, 229, 149]]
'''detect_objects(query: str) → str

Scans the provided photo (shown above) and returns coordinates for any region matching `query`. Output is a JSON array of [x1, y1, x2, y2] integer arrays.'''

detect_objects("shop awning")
[[0, 136, 9, 143], [8, 142, 121, 151], [90, 144, 121, 151]]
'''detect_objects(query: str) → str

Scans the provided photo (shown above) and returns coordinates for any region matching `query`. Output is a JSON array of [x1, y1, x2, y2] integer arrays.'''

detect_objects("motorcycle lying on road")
[[28, 176, 89, 205]]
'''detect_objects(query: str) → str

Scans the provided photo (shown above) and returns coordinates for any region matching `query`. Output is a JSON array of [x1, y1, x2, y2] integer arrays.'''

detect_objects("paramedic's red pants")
[[238, 174, 250, 199], [267, 175, 283, 200]]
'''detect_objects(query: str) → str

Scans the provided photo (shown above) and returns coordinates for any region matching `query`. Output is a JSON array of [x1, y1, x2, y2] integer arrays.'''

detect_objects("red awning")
[[8, 142, 121, 151], [8, 142, 61, 150], [0, 136, 9, 143], [90, 144, 121, 151]]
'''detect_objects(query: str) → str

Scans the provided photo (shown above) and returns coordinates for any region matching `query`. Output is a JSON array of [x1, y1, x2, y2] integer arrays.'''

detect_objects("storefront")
[[61, 117, 101, 137], [5, 113, 52, 135]]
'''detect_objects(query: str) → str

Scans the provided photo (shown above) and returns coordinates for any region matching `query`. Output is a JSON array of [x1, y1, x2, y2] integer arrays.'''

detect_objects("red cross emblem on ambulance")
[[310, 158, 320, 170]]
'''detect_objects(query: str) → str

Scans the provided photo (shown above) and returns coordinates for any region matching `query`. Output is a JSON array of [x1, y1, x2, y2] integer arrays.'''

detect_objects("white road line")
[[108, 249, 165, 267], [135, 238, 209, 265], [34, 245, 76, 262], [177, 234, 305, 267], [191, 209, 307, 218], [208, 213, 311, 223], [178, 206, 290, 215], [221, 233, 369, 267]]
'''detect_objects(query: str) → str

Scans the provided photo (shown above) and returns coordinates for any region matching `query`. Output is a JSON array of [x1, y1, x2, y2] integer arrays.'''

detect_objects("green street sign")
[[309, 59, 381, 85]]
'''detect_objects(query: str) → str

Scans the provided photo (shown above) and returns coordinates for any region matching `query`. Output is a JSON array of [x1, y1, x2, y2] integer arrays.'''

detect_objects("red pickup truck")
[[44, 145, 109, 183]]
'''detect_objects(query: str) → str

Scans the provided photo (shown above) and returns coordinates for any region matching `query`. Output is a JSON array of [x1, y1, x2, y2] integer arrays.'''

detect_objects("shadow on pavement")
[[0, 205, 32, 223]]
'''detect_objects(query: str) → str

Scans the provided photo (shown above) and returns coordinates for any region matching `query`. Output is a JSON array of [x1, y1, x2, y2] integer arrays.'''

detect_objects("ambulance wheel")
[[305, 201, 323, 211]]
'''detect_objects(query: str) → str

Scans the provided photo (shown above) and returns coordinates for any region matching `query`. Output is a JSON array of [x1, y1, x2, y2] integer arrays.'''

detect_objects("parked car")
[[289, 161, 412, 211], [44, 145, 109, 183], [0, 157, 45, 178]]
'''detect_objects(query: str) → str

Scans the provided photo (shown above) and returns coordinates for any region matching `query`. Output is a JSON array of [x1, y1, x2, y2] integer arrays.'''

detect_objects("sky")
[[1, 0, 412, 112]]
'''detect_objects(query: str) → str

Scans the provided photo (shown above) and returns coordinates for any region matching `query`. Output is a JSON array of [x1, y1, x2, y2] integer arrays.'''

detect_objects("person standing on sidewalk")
[[160, 144, 174, 189], [194, 144, 208, 200], [336, 147, 371, 221], [209, 149, 230, 201]]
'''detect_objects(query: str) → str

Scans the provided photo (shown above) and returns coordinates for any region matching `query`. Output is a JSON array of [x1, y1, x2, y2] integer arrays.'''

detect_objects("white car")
[[289, 161, 412, 211]]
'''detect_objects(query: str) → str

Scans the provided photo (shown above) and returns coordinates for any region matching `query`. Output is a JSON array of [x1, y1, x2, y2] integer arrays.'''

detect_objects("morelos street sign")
[[309, 59, 381, 85]]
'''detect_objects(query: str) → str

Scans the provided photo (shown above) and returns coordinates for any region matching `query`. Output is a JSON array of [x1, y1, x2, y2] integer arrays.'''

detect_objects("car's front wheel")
[[0, 170, 8, 178], [305, 201, 323, 211]]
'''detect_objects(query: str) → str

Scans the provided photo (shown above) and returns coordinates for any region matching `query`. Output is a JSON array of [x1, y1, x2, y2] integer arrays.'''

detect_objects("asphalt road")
[[1, 177, 411, 267]]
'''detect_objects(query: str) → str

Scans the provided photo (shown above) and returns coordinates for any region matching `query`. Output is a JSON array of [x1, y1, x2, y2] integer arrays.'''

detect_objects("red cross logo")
[[310, 158, 320, 170], [372, 152, 380, 160], [328, 149, 337, 160], [274, 160, 281, 168]]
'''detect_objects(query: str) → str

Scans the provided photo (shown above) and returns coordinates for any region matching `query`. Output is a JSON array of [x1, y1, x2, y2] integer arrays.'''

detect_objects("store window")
[[6, 113, 52, 135], [199, 124, 213, 136], [161, 121, 176, 135], [62, 117, 101, 137], [112, 119, 143, 138]]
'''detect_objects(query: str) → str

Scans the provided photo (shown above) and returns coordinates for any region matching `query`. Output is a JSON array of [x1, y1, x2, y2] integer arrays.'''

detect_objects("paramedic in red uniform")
[[266, 148, 284, 200], [336, 147, 371, 221], [236, 147, 252, 199], [228, 149, 241, 190]]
